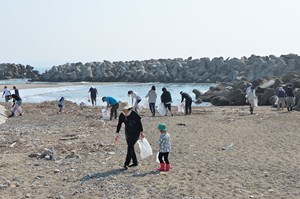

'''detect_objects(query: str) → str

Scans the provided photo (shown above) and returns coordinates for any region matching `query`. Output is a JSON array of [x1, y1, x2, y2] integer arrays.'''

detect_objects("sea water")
[[0, 79, 215, 107]]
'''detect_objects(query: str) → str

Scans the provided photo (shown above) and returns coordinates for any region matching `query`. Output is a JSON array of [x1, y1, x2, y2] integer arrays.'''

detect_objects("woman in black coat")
[[115, 102, 145, 169]]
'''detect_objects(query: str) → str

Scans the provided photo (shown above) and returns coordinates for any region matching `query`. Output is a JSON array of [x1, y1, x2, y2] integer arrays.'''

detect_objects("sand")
[[0, 93, 299, 198]]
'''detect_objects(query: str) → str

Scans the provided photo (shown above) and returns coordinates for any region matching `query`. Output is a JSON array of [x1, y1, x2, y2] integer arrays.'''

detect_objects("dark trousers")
[[91, 97, 96, 105], [125, 136, 139, 166], [164, 103, 171, 111], [158, 152, 169, 164], [149, 103, 155, 116], [110, 103, 119, 120], [185, 100, 192, 115]]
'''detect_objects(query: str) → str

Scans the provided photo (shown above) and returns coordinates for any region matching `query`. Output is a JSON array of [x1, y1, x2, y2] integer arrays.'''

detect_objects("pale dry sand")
[[0, 101, 299, 199]]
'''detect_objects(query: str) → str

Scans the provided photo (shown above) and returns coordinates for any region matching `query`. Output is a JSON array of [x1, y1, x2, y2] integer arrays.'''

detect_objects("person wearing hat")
[[180, 91, 193, 115], [286, 84, 294, 111], [115, 102, 145, 170], [157, 123, 171, 171], [161, 87, 173, 116], [245, 82, 256, 114], [102, 96, 120, 120]]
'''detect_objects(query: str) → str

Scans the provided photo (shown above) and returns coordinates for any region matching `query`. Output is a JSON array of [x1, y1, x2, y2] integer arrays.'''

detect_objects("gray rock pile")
[[197, 72, 300, 109], [0, 64, 41, 80], [32, 54, 300, 83]]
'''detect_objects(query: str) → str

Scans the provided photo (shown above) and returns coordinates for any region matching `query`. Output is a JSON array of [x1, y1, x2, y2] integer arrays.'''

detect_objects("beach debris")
[[28, 147, 57, 160], [221, 143, 235, 150], [9, 142, 17, 148], [59, 134, 79, 141], [65, 150, 80, 159], [177, 123, 187, 126]]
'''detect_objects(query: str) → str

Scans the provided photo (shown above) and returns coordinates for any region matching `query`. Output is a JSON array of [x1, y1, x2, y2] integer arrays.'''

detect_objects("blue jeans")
[[149, 103, 155, 116]]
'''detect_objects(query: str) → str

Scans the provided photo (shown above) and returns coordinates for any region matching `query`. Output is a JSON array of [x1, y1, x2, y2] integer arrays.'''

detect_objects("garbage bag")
[[137, 138, 153, 159], [177, 102, 185, 113], [101, 108, 110, 120], [157, 103, 166, 116]]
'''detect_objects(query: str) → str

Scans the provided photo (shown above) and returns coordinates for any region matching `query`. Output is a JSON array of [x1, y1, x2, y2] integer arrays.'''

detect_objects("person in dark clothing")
[[115, 102, 145, 170], [276, 87, 286, 110], [180, 91, 192, 115], [8, 94, 22, 117], [13, 86, 20, 97], [161, 87, 173, 116], [58, 97, 65, 113], [286, 84, 294, 111], [88, 86, 98, 106]]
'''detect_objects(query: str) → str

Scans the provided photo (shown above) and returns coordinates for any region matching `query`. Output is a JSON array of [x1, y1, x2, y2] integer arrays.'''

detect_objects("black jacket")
[[181, 92, 192, 103], [161, 91, 172, 103], [286, 87, 294, 97]]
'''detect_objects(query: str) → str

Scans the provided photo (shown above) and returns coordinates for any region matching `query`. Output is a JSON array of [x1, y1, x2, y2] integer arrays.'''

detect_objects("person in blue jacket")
[[102, 96, 120, 120]]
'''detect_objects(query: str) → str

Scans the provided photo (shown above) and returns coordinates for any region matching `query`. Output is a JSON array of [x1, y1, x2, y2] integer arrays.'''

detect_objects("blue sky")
[[1, 0, 299, 69]]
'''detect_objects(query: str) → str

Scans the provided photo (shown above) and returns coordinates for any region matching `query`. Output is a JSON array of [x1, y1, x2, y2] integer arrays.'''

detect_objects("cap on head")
[[158, 123, 167, 131], [102, 97, 106, 102], [180, 91, 183, 95]]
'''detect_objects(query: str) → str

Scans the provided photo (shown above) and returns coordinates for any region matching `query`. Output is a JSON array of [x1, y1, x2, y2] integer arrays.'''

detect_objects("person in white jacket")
[[128, 90, 142, 112], [246, 83, 257, 114]]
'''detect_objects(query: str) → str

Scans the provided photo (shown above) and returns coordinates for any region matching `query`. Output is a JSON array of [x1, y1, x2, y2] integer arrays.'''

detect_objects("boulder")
[[258, 88, 276, 105], [211, 96, 230, 106]]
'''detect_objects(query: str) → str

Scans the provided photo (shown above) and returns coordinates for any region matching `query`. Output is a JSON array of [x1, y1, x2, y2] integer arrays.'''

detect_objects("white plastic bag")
[[274, 96, 279, 105], [137, 138, 153, 159], [101, 108, 110, 120], [136, 103, 143, 113], [156, 152, 160, 163], [143, 97, 149, 108], [157, 103, 166, 116], [177, 102, 185, 113], [254, 97, 258, 107]]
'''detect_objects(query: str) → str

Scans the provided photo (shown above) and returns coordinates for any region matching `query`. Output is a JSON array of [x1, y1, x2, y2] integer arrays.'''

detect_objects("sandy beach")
[[0, 97, 299, 199]]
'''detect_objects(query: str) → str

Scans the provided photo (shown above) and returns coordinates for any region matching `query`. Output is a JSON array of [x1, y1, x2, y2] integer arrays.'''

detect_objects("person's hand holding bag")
[[114, 133, 120, 142]]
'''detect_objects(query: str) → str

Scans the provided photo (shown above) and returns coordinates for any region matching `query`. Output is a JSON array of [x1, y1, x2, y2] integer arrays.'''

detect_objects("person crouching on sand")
[[8, 94, 22, 117], [157, 123, 171, 171]]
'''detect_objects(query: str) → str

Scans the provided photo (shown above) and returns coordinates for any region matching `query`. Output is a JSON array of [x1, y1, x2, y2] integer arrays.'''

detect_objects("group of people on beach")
[[98, 86, 194, 121], [2, 85, 23, 117], [245, 82, 295, 114], [86, 85, 194, 171]]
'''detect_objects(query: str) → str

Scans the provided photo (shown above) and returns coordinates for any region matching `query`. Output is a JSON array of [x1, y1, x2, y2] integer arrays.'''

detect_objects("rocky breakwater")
[[196, 72, 300, 110], [33, 54, 300, 83], [0, 63, 41, 80]]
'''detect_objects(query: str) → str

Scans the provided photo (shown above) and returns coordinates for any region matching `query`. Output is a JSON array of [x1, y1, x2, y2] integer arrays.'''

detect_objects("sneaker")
[[123, 164, 128, 170]]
